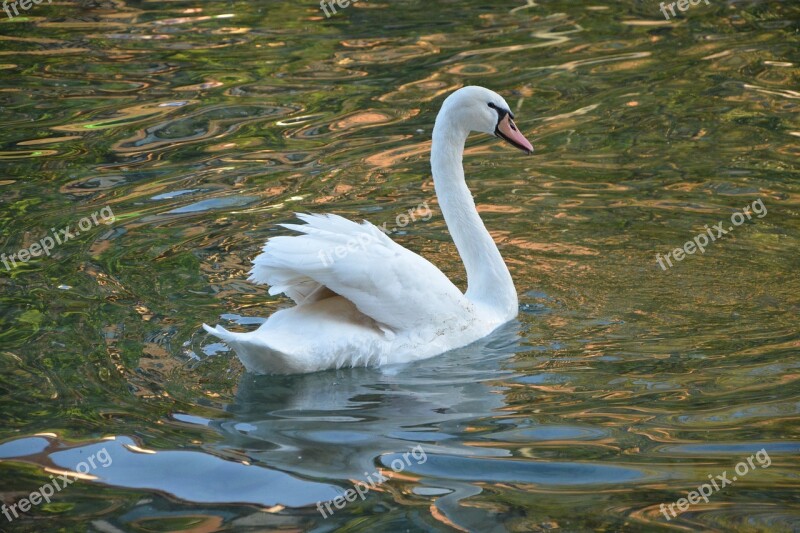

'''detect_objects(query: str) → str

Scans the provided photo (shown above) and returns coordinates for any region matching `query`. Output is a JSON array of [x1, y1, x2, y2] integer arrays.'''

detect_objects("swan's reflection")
[[209, 321, 525, 481]]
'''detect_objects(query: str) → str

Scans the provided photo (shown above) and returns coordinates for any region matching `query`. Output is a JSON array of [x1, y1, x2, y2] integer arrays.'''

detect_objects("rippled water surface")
[[1, 0, 799, 531]]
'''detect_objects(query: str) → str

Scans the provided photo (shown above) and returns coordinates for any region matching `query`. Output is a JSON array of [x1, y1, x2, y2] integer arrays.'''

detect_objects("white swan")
[[204, 86, 534, 374]]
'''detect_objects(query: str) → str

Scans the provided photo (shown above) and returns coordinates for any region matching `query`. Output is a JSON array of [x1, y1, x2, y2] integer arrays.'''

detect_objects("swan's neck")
[[431, 118, 517, 319]]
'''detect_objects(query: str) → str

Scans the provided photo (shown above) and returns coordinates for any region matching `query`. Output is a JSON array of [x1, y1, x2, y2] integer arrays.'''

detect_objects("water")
[[1, 0, 799, 531]]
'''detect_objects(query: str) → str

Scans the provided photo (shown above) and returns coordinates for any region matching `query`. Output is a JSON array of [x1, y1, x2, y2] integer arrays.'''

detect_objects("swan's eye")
[[487, 102, 514, 121]]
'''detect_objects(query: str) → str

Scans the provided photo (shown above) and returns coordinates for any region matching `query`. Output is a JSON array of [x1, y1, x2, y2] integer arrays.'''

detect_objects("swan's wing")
[[248, 213, 471, 331]]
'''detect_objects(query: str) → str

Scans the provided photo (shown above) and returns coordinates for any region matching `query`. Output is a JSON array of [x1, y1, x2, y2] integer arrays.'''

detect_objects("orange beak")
[[496, 114, 533, 154]]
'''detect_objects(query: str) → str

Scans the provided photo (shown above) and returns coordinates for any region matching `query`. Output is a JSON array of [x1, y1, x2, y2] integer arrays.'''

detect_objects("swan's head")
[[438, 86, 534, 154]]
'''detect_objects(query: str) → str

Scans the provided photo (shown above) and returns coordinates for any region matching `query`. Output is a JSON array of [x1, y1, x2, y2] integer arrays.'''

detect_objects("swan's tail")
[[202, 323, 307, 374], [203, 323, 237, 343]]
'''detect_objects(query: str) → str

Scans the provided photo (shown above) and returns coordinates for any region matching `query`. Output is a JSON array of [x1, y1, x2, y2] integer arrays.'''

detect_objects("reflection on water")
[[1, 0, 799, 530]]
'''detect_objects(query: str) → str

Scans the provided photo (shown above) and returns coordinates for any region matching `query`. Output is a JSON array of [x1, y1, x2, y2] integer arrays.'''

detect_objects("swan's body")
[[204, 86, 534, 374]]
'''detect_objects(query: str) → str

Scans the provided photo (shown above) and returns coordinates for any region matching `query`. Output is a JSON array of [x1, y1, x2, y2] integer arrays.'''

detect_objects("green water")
[[1, 0, 799, 531]]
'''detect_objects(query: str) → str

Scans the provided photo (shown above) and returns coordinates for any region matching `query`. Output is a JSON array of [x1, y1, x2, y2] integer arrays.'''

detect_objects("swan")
[[203, 86, 534, 374]]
